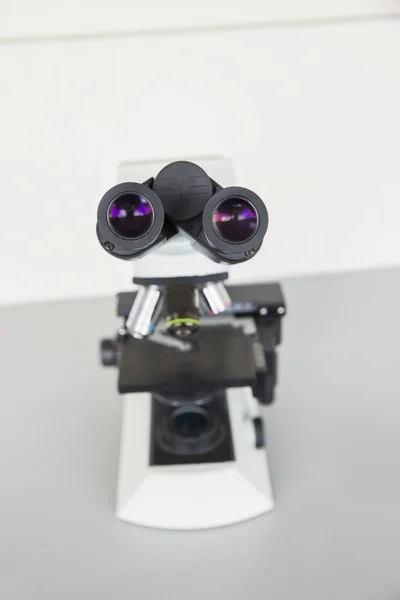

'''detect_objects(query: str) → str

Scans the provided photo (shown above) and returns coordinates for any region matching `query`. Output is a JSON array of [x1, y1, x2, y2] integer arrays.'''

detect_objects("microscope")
[[97, 160, 286, 529]]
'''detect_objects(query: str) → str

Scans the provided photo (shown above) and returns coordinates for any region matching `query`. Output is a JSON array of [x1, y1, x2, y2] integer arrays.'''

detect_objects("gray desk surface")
[[0, 269, 399, 599]]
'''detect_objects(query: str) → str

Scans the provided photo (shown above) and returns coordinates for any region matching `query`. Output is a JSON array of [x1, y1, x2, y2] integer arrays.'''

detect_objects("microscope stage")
[[118, 325, 256, 396]]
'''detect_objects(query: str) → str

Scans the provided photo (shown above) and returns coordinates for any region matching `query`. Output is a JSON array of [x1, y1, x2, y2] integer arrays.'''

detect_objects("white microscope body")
[[97, 159, 285, 529]]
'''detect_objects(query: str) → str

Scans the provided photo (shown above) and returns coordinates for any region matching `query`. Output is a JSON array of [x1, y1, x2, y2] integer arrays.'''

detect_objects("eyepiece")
[[107, 192, 154, 239], [199, 186, 269, 264], [212, 197, 259, 244], [97, 182, 166, 260], [97, 165, 268, 265]]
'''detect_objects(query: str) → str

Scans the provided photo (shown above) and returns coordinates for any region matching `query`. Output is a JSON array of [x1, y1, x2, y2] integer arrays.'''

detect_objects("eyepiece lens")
[[107, 192, 154, 239], [212, 197, 258, 244]]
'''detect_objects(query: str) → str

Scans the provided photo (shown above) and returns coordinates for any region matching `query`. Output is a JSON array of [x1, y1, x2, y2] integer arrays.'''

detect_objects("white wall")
[[0, 16, 399, 304], [1, 0, 398, 39]]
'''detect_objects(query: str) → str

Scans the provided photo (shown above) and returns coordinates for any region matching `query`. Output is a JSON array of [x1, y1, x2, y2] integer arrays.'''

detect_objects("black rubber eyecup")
[[202, 186, 268, 255], [97, 182, 165, 258]]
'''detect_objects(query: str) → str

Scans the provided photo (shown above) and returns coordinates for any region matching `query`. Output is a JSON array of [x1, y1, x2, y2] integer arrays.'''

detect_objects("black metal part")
[[118, 325, 256, 396], [100, 339, 119, 366], [249, 322, 278, 405], [153, 161, 212, 221], [265, 350, 278, 385], [253, 417, 265, 449], [151, 392, 234, 465], [252, 353, 276, 405], [153, 391, 214, 407], [133, 272, 228, 287]]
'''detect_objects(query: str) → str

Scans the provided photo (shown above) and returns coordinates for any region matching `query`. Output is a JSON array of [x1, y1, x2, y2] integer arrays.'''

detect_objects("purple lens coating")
[[108, 193, 154, 239], [212, 197, 258, 244]]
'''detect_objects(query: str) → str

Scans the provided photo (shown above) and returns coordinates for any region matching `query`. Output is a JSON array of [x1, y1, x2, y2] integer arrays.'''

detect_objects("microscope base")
[[116, 388, 274, 530]]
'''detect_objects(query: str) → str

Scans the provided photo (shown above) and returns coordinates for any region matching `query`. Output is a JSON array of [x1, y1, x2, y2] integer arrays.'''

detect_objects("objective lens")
[[164, 286, 200, 337], [107, 192, 154, 239], [212, 197, 258, 244]]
